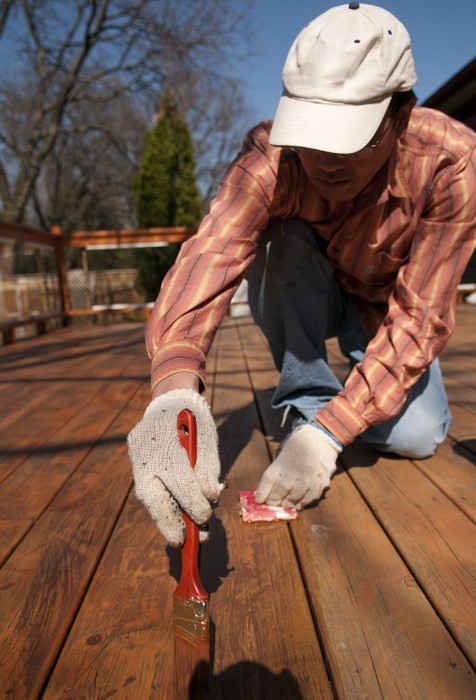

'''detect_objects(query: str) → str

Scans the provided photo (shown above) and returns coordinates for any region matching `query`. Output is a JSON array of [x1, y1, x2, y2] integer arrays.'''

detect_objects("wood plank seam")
[[235, 314, 476, 694], [342, 460, 476, 671]]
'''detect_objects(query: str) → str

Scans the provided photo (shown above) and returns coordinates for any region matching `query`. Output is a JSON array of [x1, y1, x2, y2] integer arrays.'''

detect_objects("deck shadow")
[[166, 516, 234, 596]]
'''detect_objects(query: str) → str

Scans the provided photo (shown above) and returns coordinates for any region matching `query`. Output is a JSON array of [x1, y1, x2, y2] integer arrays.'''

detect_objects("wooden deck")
[[0, 306, 475, 699]]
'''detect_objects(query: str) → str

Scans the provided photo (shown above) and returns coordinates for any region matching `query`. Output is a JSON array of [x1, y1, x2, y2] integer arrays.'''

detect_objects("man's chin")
[[314, 178, 360, 201]]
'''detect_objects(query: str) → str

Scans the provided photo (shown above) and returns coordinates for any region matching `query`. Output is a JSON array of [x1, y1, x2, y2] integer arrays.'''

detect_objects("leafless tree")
[[33, 92, 148, 231], [174, 74, 258, 207], [0, 0, 255, 226], [0, 0, 16, 37]]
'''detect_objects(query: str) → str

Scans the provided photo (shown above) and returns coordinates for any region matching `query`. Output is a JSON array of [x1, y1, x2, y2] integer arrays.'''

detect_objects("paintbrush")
[[173, 408, 210, 699]]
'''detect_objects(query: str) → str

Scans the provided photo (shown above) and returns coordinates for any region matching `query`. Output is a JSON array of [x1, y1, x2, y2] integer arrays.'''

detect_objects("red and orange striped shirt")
[[145, 107, 476, 445]]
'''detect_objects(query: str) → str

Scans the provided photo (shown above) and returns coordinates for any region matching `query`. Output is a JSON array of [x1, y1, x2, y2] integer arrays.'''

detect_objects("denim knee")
[[360, 359, 451, 459], [361, 402, 451, 459]]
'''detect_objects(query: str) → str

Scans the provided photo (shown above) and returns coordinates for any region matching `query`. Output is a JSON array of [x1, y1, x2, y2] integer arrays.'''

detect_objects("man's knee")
[[251, 218, 327, 270], [361, 359, 451, 460], [361, 411, 451, 459], [248, 218, 331, 319]]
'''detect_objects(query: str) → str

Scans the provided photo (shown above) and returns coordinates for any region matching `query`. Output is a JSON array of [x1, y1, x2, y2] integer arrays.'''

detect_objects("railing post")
[[51, 224, 71, 324]]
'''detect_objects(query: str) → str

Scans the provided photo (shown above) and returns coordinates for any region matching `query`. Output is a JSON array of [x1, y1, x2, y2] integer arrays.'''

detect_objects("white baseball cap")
[[269, 3, 417, 154]]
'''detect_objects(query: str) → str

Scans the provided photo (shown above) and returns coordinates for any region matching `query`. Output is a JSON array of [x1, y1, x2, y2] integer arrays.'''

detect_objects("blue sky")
[[243, 0, 476, 123], [1, 1, 473, 127]]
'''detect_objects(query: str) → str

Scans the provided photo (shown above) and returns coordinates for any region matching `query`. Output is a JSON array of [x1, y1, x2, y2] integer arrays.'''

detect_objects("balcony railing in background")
[[0, 220, 196, 344], [2, 218, 472, 346]]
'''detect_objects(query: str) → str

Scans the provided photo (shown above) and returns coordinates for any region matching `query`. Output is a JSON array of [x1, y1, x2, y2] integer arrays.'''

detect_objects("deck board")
[[0, 307, 475, 698], [238, 315, 476, 698]]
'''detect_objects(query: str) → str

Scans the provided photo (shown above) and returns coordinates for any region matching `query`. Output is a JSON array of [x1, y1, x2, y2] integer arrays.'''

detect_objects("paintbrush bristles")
[[173, 633, 210, 698], [173, 597, 209, 646]]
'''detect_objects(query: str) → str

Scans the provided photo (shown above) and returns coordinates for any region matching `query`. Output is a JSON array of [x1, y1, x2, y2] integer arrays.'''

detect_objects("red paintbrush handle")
[[175, 409, 208, 602]]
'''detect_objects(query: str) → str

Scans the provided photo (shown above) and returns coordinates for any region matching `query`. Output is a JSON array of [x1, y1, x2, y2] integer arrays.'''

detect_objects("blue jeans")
[[247, 219, 451, 459]]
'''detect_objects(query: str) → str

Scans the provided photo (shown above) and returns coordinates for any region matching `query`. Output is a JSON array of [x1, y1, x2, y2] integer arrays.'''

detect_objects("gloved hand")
[[127, 388, 223, 547], [255, 423, 342, 510]]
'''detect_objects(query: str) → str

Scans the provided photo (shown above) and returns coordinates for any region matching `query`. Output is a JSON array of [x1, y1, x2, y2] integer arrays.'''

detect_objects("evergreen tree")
[[134, 95, 202, 301]]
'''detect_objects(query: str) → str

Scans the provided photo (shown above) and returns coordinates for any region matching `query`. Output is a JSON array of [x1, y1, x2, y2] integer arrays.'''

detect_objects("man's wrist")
[[151, 372, 200, 400], [304, 421, 343, 451]]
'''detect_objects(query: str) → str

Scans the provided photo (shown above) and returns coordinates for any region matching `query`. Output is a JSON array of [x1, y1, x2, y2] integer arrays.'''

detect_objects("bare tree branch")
[[0, 0, 16, 38], [0, 158, 10, 203], [0, 0, 255, 223]]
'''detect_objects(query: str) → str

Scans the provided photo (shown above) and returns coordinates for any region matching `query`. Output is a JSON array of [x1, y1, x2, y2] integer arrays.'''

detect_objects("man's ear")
[[394, 97, 416, 136], [400, 96, 416, 120]]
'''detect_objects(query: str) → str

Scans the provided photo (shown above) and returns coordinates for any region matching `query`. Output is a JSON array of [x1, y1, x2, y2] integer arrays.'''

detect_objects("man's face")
[[296, 113, 396, 202]]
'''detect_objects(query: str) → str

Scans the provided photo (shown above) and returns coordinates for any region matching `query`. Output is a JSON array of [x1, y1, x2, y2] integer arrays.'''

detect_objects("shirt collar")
[[384, 137, 412, 199], [359, 139, 411, 211]]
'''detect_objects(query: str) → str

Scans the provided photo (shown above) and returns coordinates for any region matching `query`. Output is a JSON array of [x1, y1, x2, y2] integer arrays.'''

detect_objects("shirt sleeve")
[[317, 140, 476, 445], [145, 122, 282, 391]]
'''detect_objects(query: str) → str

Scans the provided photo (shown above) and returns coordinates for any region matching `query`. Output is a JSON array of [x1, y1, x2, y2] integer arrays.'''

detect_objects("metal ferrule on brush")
[[173, 597, 209, 645]]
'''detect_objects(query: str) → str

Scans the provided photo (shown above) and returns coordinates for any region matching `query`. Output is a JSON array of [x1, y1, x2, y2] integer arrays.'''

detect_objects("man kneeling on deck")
[[128, 4, 476, 546]]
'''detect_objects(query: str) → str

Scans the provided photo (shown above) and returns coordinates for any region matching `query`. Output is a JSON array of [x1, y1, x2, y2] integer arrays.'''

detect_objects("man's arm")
[[129, 123, 284, 545], [317, 125, 476, 446], [145, 122, 283, 394]]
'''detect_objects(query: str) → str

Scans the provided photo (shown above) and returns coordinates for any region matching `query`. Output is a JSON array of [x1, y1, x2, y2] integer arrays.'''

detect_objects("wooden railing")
[[0, 220, 196, 344], [2, 219, 472, 345]]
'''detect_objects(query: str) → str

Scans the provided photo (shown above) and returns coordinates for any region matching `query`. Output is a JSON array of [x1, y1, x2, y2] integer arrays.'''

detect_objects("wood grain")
[[238, 316, 476, 698], [0, 307, 474, 698], [0, 376, 147, 698]]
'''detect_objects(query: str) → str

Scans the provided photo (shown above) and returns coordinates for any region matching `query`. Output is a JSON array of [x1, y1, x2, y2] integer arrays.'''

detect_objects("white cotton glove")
[[255, 424, 342, 510], [127, 388, 223, 547]]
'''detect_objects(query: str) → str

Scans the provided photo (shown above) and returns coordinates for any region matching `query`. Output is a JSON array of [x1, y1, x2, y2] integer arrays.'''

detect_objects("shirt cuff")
[[315, 394, 370, 446], [150, 341, 206, 392]]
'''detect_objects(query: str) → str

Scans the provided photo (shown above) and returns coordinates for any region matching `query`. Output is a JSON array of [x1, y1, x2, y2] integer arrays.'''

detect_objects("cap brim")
[[269, 94, 391, 154]]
